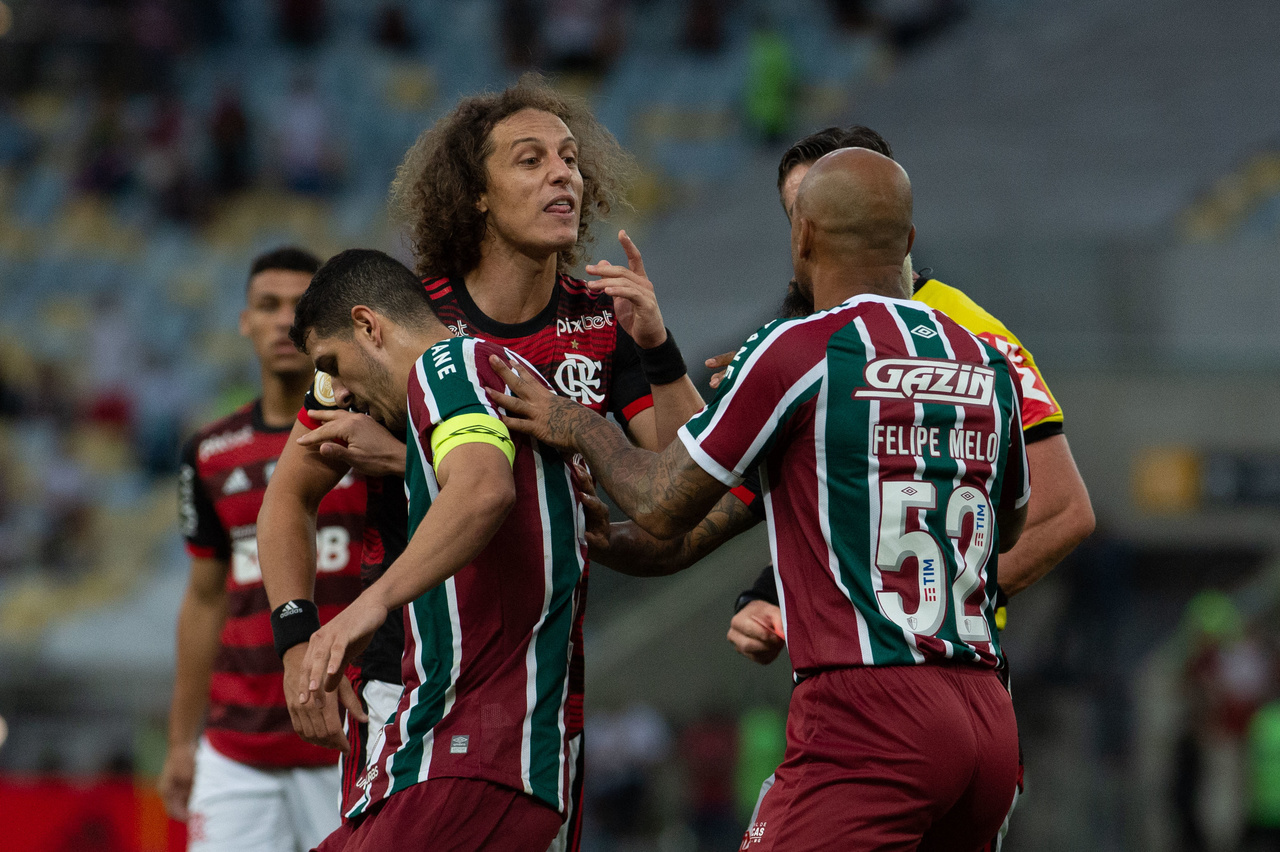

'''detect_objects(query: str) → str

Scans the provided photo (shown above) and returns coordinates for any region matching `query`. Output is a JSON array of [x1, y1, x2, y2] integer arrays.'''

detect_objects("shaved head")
[[790, 147, 916, 307]]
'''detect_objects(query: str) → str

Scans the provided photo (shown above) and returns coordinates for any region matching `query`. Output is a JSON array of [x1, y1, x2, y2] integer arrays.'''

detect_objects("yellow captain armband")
[[430, 412, 516, 472], [994, 606, 1008, 631]]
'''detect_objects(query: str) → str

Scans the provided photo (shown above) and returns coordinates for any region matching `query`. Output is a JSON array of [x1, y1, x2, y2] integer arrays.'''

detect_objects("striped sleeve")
[[994, 350, 1031, 512], [678, 319, 824, 487], [179, 435, 229, 559]]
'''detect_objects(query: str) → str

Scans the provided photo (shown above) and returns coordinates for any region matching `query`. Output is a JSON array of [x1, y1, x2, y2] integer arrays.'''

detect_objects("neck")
[[463, 242, 559, 325], [389, 324, 456, 394], [259, 367, 311, 428], [810, 263, 909, 311]]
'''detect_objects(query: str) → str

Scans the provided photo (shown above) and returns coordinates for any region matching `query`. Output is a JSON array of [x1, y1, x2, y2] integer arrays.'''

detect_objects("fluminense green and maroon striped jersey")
[[680, 294, 1029, 676], [347, 337, 586, 819]]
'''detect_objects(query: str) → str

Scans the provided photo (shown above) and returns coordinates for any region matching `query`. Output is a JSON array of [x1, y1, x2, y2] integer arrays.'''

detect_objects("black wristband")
[[735, 591, 764, 614], [639, 329, 688, 386], [271, 599, 321, 659]]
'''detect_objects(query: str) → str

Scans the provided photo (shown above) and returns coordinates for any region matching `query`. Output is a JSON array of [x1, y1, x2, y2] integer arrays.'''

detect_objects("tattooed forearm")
[[600, 491, 762, 576], [567, 409, 727, 539]]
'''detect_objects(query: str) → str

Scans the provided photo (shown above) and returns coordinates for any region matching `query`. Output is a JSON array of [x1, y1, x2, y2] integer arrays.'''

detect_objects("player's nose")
[[547, 155, 572, 184]]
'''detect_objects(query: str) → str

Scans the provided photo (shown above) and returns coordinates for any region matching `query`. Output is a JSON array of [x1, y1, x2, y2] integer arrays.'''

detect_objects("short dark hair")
[[249, 246, 322, 280], [289, 249, 439, 352], [776, 125, 895, 191], [390, 72, 635, 279]]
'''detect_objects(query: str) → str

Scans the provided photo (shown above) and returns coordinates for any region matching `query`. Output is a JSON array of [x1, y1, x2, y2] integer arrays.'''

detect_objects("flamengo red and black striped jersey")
[[180, 400, 367, 768], [424, 273, 652, 422], [681, 294, 1030, 676], [349, 338, 586, 819]]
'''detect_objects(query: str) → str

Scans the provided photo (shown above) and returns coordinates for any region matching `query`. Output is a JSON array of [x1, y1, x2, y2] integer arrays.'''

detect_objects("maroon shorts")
[[743, 664, 1019, 852], [314, 777, 562, 852]]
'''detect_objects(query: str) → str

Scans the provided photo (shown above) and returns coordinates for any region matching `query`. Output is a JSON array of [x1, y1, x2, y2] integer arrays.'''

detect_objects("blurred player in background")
[[288, 249, 586, 851], [162, 247, 367, 852], [491, 148, 1030, 850], [257, 74, 704, 850]]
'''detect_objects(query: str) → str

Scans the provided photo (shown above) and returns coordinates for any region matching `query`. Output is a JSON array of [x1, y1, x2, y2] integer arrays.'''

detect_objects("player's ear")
[[905, 224, 916, 256], [238, 307, 251, 339], [797, 218, 815, 261], [351, 305, 382, 346]]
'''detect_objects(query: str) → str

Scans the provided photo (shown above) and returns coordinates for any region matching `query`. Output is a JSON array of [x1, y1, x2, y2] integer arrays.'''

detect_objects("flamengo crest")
[[555, 353, 606, 404]]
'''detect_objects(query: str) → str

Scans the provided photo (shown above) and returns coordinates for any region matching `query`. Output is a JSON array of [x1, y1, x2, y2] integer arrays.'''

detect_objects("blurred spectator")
[[131, 346, 190, 477], [209, 87, 253, 195], [500, 0, 542, 69], [680, 711, 740, 851], [542, 0, 624, 77], [374, 5, 416, 52], [1245, 699, 1280, 852], [1174, 593, 1276, 852], [127, 0, 183, 92], [278, 0, 327, 47], [138, 92, 206, 223], [683, 0, 726, 54], [0, 97, 38, 169], [877, 0, 970, 52], [585, 704, 672, 845], [76, 92, 134, 197], [742, 18, 796, 143], [85, 293, 141, 430], [827, 0, 876, 30], [0, 362, 23, 418], [735, 707, 786, 824], [275, 76, 341, 195], [36, 433, 96, 578]]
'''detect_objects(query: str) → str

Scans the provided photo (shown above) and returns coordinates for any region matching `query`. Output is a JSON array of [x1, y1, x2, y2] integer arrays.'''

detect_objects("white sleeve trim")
[[677, 424, 744, 488]]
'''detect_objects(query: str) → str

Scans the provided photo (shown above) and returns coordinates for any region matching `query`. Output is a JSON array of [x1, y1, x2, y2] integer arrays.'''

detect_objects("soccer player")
[[490, 148, 1029, 850], [287, 248, 584, 851], [162, 248, 367, 852], [579, 126, 1093, 849], [256, 74, 704, 848], [725, 126, 1093, 672]]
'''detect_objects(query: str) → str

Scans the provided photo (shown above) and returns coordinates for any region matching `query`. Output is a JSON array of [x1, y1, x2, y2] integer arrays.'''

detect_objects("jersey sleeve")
[[678, 320, 815, 487], [178, 436, 230, 560], [997, 361, 1032, 513], [297, 370, 343, 431], [609, 326, 654, 424], [915, 279, 1064, 443], [408, 338, 517, 473]]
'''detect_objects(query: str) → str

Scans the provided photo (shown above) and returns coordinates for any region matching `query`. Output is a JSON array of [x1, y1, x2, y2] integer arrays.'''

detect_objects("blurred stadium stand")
[[1, 0, 1279, 849]]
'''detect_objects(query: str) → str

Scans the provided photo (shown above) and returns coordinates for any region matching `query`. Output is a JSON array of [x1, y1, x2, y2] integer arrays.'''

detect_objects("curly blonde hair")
[[391, 73, 635, 278]]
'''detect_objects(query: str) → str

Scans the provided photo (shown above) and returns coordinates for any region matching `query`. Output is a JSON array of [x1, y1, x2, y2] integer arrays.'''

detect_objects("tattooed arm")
[[594, 490, 762, 576], [488, 356, 727, 539]]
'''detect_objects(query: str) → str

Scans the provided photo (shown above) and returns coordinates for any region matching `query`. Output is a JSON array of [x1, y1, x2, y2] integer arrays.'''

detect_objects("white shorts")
[[187, 737, 341, 852]]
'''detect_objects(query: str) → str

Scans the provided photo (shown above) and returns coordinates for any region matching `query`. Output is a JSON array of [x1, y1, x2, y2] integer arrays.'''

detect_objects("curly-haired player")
[[257, 75, 704, 852]]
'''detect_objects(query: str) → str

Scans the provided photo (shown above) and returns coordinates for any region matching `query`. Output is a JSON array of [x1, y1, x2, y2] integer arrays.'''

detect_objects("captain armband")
[[430, 412, 516, 472]]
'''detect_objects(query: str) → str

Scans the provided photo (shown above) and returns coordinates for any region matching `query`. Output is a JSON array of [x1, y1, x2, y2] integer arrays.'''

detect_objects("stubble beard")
[[780, 278, 815, 319]]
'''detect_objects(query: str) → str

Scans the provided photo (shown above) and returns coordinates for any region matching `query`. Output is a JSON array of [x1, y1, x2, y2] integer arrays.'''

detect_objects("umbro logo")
[[911, 325, 937, 339], [222, 467, 252, 495]]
